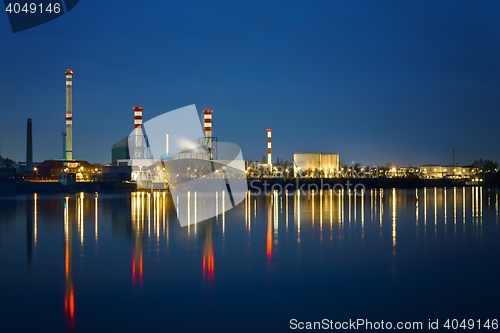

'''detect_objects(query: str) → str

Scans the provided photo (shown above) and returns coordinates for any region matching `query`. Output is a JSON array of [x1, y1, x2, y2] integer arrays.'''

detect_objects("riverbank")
[[0, 179, 136, 196], [246, 177, 493, 193]]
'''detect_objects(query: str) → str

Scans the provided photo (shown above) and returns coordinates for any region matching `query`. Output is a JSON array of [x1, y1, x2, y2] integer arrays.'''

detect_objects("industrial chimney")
[[26, 118, 33, 172], [203, 110, 213, 159], [65, 69, 73, 160], [131, 106, 145, 159], [267, 128, 272, 166]]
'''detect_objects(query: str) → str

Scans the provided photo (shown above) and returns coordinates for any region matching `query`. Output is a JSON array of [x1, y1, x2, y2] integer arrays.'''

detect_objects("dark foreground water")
[[0, 187, 499, 332]]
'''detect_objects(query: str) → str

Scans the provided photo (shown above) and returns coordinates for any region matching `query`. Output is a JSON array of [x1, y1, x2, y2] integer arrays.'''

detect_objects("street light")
[[34, 167, 38, 181]]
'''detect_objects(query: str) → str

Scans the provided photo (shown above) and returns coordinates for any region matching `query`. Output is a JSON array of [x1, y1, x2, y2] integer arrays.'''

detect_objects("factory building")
[[293, 152, 340, 178]]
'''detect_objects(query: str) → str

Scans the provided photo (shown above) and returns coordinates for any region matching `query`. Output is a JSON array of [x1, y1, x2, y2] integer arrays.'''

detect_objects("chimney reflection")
[[26, 194, 34, 263], [131, 193, 144, 286], [267, 194, 273, 259], [202, 221, 214, 282], [34, 193, 38, 246], [64, 196, 75, 329]]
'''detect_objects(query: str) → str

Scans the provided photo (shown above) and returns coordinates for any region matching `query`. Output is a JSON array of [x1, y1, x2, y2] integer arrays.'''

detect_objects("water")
[[0, 187, 499, 332]]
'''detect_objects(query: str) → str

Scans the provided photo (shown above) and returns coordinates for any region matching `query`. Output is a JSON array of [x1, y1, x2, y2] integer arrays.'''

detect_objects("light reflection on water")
[[0, 186, 499, 332]]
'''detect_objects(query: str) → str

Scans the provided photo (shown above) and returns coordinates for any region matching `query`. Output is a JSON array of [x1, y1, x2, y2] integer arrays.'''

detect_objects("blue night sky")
[[1, 0, 499, 166]]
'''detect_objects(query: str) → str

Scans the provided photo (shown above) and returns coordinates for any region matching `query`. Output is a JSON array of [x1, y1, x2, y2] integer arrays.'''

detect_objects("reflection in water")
[[379, 189, 383, 227], [202, 221, 214, 282], [463, 187, 466, 225], [131, 193, 144, 286], [434, 187, 437, 226], [444, 188, 447, 224], [423, 187, 427, 226], [392, 189, 396, 247], [415, 189, 419, 227], [245, 191, 251, 234], [94, 194, 98, 242], [391, 189, 398, 279], [296, 190, 301, 243], [14, 186, 497, 331], [26, 194, 34, 263], [64, 196, 75, 329], [267, 194, 273, 260], [286, 190, 289, 232]]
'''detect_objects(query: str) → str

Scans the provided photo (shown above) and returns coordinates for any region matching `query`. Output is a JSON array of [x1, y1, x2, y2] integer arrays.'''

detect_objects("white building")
[[293, 152, 339, 177]]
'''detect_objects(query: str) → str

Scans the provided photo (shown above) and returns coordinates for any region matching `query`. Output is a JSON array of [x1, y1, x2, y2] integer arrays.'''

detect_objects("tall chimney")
[[132, 106, 144, 159], [133, 106, 143, 129], [65, 69, 73, 161], [203, 110, 213, 159], [26, 118, 33, 172], [267, 128, 272, 166]]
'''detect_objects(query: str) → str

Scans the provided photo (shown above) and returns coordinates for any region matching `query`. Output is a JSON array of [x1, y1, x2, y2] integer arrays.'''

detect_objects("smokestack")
[[267, 128, 272, 166], [133, 106, 143, 128], [65, 69, 73, 161], [132, 106, 144, 159], [203, 110, 213, 159], [26, 118, 33, 172]]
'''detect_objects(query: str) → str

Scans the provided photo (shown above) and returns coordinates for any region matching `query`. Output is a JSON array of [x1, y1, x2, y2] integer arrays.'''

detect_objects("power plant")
[[65, 69, 73, 161]]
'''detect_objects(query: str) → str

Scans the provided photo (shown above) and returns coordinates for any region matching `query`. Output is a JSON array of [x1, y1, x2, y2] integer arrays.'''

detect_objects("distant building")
[[419, 165, 479, 179], [293, 152, 339, 177]]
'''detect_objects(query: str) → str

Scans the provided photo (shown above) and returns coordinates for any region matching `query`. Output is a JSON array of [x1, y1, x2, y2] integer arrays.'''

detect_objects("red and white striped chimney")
[[267, 128, 272, 166], [133, 106, 143, 128], [64, 69, 73, 161], [203, 110, 213, 157]]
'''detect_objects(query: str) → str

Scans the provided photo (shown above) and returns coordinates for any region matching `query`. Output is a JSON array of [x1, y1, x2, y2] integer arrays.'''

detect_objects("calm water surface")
[[0, 187, 499, 332]]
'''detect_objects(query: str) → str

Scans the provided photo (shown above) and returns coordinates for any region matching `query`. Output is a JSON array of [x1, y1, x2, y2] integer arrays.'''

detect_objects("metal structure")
[[26, 118, 33, 172], [267, 128, 272, 166], [65, 69, 73, 160]]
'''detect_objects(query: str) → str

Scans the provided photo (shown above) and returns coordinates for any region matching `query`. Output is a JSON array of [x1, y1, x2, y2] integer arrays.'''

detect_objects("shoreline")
[[1, 177, 498, 196]]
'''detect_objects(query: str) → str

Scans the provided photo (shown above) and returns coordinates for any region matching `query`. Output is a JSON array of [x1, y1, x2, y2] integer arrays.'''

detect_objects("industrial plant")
[[1, 67, 499, 197]]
